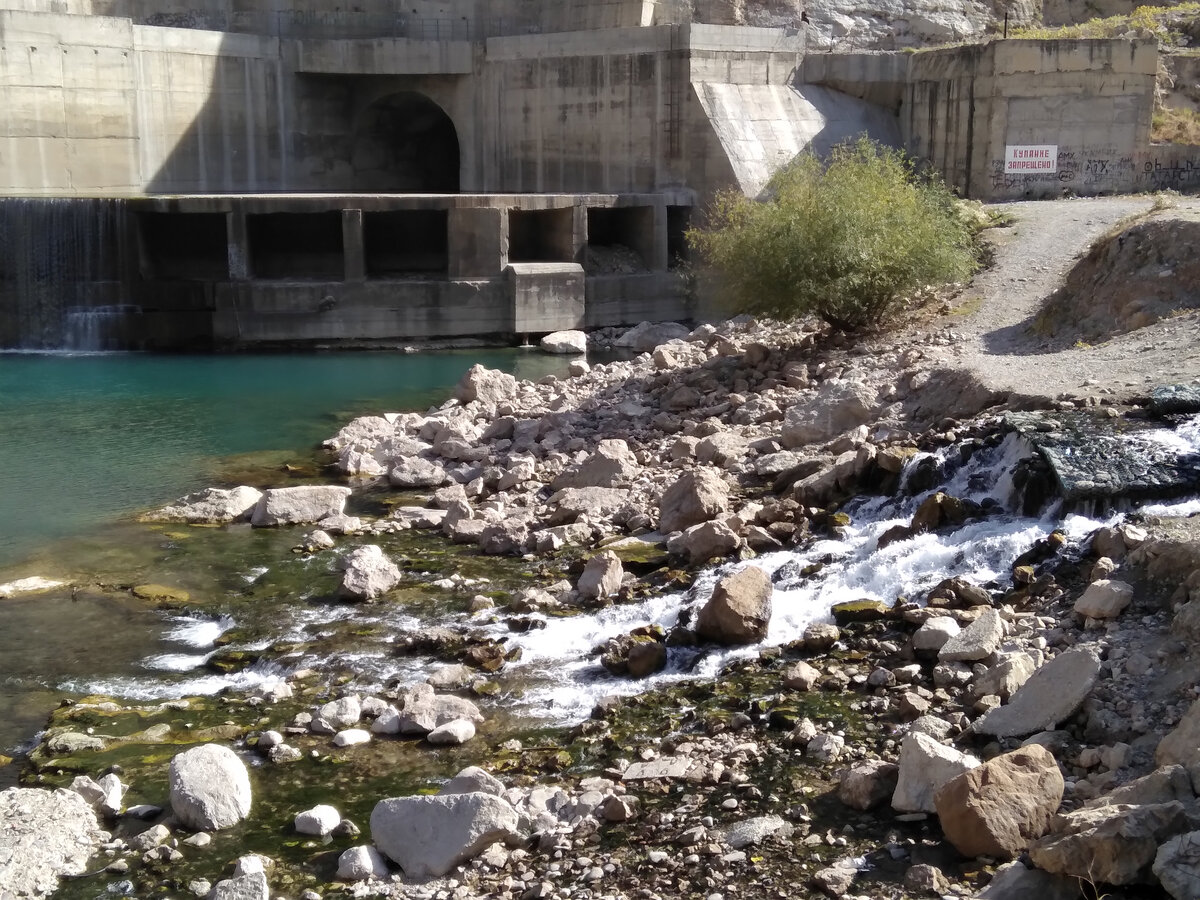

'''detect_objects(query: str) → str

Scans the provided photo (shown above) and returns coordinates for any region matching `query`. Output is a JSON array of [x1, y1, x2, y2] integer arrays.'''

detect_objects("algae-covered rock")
[[831, 599, 892, 625], [132, 584, 192, 606]]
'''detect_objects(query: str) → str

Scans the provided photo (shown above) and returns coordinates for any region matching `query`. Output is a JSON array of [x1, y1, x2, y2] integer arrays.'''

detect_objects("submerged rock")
[[0, 576, 66, 598], [142, 485, 263, 523]]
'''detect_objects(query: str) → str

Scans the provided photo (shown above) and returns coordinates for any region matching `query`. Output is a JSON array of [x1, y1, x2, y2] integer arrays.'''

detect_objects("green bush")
[[687, 139, 978, 330]]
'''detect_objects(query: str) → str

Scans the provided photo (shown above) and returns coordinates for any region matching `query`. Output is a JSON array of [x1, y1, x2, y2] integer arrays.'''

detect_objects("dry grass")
[[1012, 2, 1200, 48], [1153, 105, 1200, 143]]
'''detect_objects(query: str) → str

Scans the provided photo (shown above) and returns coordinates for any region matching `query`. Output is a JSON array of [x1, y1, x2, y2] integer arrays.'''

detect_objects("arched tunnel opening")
[[352, 92, 460, 192]]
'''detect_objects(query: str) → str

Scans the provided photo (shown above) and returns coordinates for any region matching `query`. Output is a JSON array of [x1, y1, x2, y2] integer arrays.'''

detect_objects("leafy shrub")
[[687, 139, 977, 331]]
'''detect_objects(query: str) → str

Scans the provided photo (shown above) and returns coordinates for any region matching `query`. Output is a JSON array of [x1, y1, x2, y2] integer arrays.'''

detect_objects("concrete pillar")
[[448, 206, 506, 277], [343, 209, 365, 283], [647, 203, 669, 271], [227, 211, 251, 281]]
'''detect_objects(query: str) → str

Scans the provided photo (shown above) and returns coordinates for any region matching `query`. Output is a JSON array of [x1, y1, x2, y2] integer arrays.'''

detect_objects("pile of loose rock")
[[28, 317, 1199, 899]]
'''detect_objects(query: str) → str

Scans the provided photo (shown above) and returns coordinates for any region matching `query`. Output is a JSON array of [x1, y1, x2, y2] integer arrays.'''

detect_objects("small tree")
[[688, 138, 978, 331]]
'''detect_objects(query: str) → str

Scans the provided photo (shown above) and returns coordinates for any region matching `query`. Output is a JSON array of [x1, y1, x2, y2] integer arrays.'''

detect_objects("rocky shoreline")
[[5, 314, 1200, 900]]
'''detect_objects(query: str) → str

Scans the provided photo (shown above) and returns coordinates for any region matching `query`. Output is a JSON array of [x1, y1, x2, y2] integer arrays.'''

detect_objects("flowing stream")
[[33, 417, 1200, 749]]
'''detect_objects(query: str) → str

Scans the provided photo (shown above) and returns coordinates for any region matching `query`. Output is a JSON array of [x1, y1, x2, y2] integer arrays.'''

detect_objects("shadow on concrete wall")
[[142, 34, 463, 194]]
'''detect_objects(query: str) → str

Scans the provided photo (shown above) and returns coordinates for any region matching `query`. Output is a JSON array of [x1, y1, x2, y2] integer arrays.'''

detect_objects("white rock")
[[1074, 579, 1134, 619], [294, 804, 341, 836], [891, 732, 980, 813], [207, 873, 268, 900], [0, 787, 106, 900], [389, 458, 448, 488], [371, 706, 402, 735], [427, 719, 476, 745], [337, 845, 390, 881], [370, 792, 521, 878], [577, 551, 624, 600], [614, 321, 690, 352], [938, 608, 1004, 661], [142, 486, 262, 523], [976, 648, 1101, 738], [333, 729, 371, 747], [319, 695, 362, 729], [539, 330, 587, 354], [912, 616, 960, 652], [0, 576, 66, 598], [338, 545, 402, 601], [250, 486, 352, 527], [168, 745, 252, 831], [440, 766, 505, 796]]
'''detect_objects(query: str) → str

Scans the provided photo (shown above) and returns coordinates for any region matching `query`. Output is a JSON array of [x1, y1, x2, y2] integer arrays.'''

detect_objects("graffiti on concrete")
[[988, 146, 1200, 194]]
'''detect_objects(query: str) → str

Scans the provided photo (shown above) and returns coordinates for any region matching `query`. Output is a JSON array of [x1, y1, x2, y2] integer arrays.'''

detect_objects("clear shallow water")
[[0, 349, 565, 570]]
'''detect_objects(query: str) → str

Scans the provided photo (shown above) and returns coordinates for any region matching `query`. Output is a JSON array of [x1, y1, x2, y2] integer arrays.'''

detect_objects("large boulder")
[[1154, 830, 1200, 900], [539, 330, 587, 354], [168, 744, 252, 831], [696, 566, 772, 645], [934, 745, 1063, 859], [388, 458, 448, 488], [614, 321, 690, 353], [397, 684, 484, 736], [577, 551, 624, 600], [546, 486, 631, 526], [553, 439, 640, 490], [892, 732, 980, 813], [780, 380, 877, 448], [1029, 802, 1188, 885], [337, 845, 390, 881], [250, 486, 352, 527], [659, 469, 730, 533], [0, 788, 107, 900], [338, 545, 402, 601], [938, 608, 1004, 662], [973, 861, 1080, 900], [667, 519, 741, 565], [207, 873, 268, 900], [142, 486, 263, 523], [1157, 698, 1200, 791], [1074, 579, 1134, 619], [454, 365, 518, 405], [975, 647, 1100, 738], [838, 760, 899, 811], [370, 792, 521, 878]]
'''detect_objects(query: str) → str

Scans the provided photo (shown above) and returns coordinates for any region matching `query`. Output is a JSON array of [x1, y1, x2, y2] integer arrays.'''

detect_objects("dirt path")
[[917, 195, 1200, 403]]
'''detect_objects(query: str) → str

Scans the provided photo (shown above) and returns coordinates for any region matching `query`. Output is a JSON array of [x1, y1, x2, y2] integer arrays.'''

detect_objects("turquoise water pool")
[[0, 349, 565, 570]]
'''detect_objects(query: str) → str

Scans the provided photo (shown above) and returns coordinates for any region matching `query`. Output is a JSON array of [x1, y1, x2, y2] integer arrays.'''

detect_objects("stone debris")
[[0, 788, 107, 900]]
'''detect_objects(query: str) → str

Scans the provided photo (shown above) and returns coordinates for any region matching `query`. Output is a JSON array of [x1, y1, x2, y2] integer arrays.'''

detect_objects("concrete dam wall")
[[0, 0, 1190, 348]]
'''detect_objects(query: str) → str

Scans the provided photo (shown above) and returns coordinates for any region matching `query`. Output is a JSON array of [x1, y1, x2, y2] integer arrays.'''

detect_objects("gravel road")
[[919, 195, 1200, 402]]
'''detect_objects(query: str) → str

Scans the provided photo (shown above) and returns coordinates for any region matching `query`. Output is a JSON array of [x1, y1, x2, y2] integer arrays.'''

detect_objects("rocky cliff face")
[[694, 0, 1038, 49]]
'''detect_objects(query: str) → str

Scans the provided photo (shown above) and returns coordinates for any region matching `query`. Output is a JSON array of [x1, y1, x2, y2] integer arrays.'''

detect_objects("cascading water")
[[0, 198, 134, 350], [62, 304, 142, 351], [60, 413, 1200, 728]]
